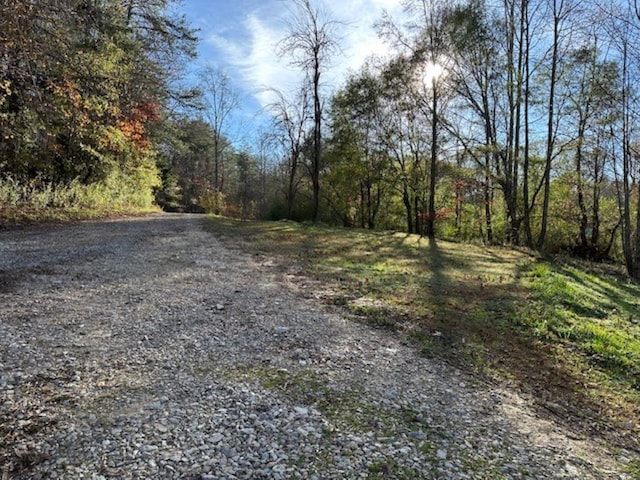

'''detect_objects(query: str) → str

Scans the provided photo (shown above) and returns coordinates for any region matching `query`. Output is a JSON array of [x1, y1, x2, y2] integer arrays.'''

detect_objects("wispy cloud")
[[199, 0, 408, 111], [204, 11, 297, 109], [240, 14, 300, 107]]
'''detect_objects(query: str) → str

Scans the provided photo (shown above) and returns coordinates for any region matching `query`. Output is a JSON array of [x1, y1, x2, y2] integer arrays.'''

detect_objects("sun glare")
[[422, 61, 445, 85]]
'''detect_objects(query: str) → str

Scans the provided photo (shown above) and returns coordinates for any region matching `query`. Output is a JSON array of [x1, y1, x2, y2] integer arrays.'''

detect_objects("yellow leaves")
[[0, 79, 11, 110]]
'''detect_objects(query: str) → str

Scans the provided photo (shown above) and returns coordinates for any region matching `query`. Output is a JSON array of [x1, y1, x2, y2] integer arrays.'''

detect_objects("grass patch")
[[227, 364, 443, 477], [205, 217, 640, 450], [521, 262, 640, 383], [0, 173, 160, 228]]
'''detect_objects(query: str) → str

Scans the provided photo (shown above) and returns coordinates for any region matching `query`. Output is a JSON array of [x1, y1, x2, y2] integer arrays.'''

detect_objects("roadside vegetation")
[[206, 216, 640, 452], [0, 173, 160, 228]]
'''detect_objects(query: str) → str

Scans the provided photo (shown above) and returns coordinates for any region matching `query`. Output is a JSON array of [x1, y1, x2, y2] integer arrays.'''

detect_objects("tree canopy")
[[0, 0, 196, 206]]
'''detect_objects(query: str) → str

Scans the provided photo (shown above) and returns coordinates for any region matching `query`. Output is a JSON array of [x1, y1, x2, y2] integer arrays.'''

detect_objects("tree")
[[603, 1, 640, 278], [558, 42, 621, 258], [443, 0, 502, 243], [160, 117, 216, 211], [377, 0, 460, 237], [198, 66, 239, 213], [267, 86, 311, 220], [325, 65, 389, 228], [0, 0, 196, 203], [536, 0, 581, 247], [407, 0, 453, 238], [235, 151, 260, 218], [278, 0, 342, 222], [372, 56, 424, 234]]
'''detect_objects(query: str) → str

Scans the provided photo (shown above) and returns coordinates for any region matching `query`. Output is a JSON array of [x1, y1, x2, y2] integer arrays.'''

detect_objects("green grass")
[[0, 174, 160, 227], [205, 217, 640, 451], [520, 262, 640, 388]]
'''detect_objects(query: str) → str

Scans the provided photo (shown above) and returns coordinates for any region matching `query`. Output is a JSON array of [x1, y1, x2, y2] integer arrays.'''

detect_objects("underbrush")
[[0, 170, 160, 226], [206, 216, 640, 450]]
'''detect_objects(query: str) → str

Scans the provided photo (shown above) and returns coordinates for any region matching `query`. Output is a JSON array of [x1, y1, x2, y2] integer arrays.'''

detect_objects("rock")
[[220, 447, 236, 459], [293, 406, 309, 416], [0, 214, 630, 480]]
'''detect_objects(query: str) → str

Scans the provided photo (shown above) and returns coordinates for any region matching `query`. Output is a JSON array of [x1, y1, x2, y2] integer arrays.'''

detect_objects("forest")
[[3, 0, 640, 278]]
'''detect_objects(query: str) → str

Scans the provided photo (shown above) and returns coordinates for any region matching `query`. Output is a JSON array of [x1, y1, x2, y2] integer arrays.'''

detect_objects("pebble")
[[0, 215, 634, 480]]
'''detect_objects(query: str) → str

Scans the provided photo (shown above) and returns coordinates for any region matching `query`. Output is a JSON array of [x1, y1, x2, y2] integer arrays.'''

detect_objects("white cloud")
[[241, 14, 300, 107], [204, 11, 298, 109], [200, 0, 408, 111], [206, 32, 246, 62]]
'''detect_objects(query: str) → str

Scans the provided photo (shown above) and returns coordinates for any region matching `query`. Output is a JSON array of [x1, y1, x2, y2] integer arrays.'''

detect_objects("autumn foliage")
[[0, 0, 195, 211]]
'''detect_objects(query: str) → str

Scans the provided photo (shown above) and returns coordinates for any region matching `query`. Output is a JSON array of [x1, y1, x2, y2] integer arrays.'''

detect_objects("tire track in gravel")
[[0, 214, 636, 479]]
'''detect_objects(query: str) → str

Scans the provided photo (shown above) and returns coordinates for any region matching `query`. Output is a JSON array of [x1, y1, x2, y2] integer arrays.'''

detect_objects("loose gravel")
[[0, 213, 637, 479]]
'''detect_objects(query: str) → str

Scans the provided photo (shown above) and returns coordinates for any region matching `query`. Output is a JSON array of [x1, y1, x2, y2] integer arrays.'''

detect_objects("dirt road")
[[0, 214, 636, 479]]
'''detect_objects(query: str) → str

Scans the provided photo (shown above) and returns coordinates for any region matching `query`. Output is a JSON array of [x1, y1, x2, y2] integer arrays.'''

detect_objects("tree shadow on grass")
[[207, 218, 639, 452], [348, 233, 639, 453]]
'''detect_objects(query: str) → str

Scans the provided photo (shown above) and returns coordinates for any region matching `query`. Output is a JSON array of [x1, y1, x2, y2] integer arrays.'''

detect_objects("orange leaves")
[[115, 102, 161, 152]]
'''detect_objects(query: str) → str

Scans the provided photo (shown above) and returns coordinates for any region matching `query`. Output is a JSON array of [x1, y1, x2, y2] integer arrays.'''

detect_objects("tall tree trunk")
[[502, 0, 525, 244], [591, 152, 601, 246], [522, 0, 533, 248], [484, 172, 493, 244], [537, 1, 561, 249], [426, 82, 438, 239], [620, 41, 634, 276], [312, 57, 322, 222], [402, 186, 413, 234]]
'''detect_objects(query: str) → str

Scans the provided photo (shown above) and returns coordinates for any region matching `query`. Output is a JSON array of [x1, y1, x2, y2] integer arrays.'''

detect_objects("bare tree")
[[537, 0, 581, 247], [198, 66, 239, 212], [277, 0, 342, 222], [267, 86, 311, 220]]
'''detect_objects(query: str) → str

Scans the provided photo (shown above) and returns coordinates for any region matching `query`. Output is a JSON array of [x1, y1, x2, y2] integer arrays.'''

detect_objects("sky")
[[177, 0, 407, 145]]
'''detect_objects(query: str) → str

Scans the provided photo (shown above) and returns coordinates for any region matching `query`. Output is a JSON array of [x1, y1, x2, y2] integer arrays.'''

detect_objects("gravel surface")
[[0, 213, 637, 479]]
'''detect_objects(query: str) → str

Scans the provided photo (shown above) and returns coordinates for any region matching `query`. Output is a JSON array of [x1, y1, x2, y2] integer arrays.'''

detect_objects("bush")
[[0, 159, 161, 224], [199, 190, 225, 215]]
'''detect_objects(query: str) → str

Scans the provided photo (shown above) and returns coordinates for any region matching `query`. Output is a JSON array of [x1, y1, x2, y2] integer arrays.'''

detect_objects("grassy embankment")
[[0, 175, 160, 228], [206, 216, 640, 452]]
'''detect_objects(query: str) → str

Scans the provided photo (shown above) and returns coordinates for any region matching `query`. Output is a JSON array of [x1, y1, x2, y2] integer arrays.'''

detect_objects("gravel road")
[[0, 213, 637, 479]]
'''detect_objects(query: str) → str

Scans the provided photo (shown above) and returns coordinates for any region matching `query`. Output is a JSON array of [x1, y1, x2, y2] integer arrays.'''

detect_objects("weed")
[[0, 171, 159, 226]]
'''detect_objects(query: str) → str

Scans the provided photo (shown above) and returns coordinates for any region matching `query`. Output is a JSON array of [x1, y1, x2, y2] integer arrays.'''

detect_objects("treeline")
[[0, 0, 196, 213], [6, 0, 640, 279], [216, 0, 640, 279]]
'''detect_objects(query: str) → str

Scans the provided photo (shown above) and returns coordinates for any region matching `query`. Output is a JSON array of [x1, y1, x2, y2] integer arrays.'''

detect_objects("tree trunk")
[[537, 1, 561, 249], [403, 187, 413, 234], [522, 0, 533, 248], [576, 128, 589, 249], [425, 83, 438, 239], [311, 53, 322, 223]]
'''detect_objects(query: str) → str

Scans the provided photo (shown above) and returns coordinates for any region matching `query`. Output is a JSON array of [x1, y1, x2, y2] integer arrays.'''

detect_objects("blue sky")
[[178, 0, 405, 144]]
